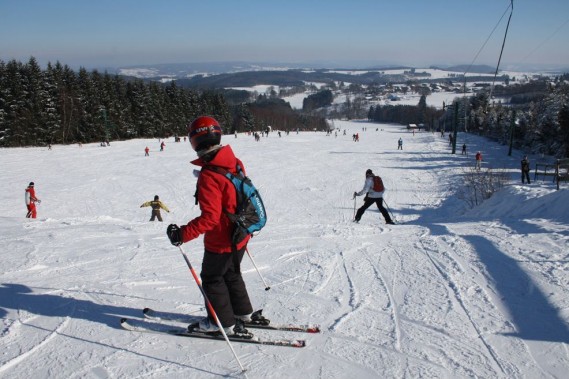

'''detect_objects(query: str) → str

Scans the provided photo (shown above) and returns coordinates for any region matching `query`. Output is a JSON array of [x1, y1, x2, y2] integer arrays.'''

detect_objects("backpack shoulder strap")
[[202, 164, 228, 176], [202, 164, 245, 179]]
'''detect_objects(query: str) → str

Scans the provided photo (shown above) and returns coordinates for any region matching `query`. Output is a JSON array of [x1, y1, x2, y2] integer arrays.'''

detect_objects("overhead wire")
[[521, 17, 569, 63], [487, 0, 514, 109], [463, 2, 513, 78], [461, 1, 513, 132]]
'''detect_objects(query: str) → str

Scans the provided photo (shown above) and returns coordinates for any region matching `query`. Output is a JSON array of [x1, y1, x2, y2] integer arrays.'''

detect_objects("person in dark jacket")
[[166, 116, 266, 338], [140, 195, 170, 221], [521, 156, 531, 184]]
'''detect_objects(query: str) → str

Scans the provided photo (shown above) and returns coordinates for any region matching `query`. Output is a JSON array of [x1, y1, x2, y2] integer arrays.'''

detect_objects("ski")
[[120, 318, 306, 348], [143, 307, 321, 334]]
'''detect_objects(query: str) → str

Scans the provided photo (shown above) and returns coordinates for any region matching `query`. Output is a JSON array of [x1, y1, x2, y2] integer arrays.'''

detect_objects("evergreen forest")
[[1, 57, 568, 158], [0, 58, 327, 147]]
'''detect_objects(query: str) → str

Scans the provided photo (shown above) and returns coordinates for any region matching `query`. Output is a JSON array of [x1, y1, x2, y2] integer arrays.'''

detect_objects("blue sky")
[[1, 0, 567, 70]]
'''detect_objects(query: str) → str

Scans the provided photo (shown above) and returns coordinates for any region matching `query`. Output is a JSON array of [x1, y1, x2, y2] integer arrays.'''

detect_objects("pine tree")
[[559, 104, 569, 158]]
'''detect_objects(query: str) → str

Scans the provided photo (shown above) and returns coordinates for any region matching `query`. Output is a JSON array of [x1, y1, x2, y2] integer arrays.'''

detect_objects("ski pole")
[[353, 195, 357, 220], [177, 245, 247, 374], [383, 199, 396, 223], [246, 247, 270, 291]]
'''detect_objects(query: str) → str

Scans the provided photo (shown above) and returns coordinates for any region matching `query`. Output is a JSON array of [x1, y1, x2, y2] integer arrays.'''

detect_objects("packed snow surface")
[[1, 120, 568, 378]]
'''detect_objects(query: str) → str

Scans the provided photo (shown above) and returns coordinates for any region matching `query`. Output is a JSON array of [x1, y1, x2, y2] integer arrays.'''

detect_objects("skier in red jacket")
[[25, 182, 41, 218], [475, 151, 483, 170], [166, 116, 266, 338]]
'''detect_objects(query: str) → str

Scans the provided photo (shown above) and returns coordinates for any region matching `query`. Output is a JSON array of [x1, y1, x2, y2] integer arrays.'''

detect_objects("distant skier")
[[353, 169, 394, 225], [140, 195, 170, 221], [475, 151, 482, 170], [398, 138, 403, 150], [462, 143, 467, 155], [145, 146, 150, 156], [25, 182, 41, 218], [160, 141, 165, 151], [521, 156, 531, 184]]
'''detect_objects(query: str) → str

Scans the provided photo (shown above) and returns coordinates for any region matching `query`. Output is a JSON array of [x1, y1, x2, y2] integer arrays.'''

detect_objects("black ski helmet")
[[365, 169, 373, 177], [188, 116, 222, 151]]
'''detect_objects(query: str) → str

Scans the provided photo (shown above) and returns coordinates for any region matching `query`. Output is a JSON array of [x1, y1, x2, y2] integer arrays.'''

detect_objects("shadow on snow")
[[460, 235, 569, 343], [0, 283, 140, 327]]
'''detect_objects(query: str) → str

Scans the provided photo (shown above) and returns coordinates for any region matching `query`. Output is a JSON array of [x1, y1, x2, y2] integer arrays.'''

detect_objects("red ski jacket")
[[180, 145, 250, 253], [25, 186, 37, 205]]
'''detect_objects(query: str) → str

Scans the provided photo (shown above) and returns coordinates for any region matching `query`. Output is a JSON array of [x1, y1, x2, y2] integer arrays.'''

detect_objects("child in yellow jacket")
[[140, 195, 170, 221]]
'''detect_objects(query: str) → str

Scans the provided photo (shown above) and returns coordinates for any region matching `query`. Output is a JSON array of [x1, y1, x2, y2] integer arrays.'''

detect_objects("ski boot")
[[236, 309, 270, 326]]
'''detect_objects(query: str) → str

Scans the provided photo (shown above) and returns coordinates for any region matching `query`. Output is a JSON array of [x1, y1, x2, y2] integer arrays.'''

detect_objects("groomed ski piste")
[[1, 120, 568, 378]]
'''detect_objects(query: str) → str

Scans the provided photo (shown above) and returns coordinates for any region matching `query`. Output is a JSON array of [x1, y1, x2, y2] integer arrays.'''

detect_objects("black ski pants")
[[522, 170, 531, 184], [201, 247, 253, 327], [355, 197, 392, 223]]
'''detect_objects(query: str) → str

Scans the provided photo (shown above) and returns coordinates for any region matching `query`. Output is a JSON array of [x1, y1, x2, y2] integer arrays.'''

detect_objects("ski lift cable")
[[487, 0, 514, 107], [520, 17, 569, 63], [460, 1, 512, 136], [463, 1, 513, 78], [460, 1, 512, 101]]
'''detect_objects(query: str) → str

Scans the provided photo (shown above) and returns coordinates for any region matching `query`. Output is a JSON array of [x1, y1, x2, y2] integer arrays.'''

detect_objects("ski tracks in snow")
[[361, 245, 404, 352], [418, 228, 508, 376], [320, 224, 408, 375], [0, 317, 72, 376]]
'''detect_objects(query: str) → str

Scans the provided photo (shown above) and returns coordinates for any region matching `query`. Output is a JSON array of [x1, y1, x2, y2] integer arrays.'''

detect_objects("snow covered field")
[[1, 120, 568, 378]]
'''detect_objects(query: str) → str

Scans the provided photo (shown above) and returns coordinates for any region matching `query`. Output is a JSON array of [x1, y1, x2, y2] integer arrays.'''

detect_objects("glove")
[[167, 224, 183, 246], [353, 192, 357, 199]]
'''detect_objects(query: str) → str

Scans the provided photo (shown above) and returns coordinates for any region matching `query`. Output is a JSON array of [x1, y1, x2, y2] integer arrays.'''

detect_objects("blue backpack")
[[201, 164, 267, 249]]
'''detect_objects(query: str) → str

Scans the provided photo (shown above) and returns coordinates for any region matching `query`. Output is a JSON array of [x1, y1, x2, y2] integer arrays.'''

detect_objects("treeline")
[[233, 97, 328, 133], [439, 80, 569, 158], [367, 95, 444, 128], [0, 58, 329, 147], [367, 79, 569, 158], [303, 90, 333, 112], [0, 57, 233, 146], [464, 83, 569, 158]]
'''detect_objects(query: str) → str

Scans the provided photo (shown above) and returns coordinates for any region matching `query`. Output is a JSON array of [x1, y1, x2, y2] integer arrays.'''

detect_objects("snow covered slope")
[[1, 121, 568, 378]]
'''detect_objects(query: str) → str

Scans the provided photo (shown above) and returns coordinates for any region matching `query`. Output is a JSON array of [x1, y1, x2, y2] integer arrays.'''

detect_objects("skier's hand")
[[36, 199, 41, 204], [167, 224, 183, 246], [353, 192, 357, 199]]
